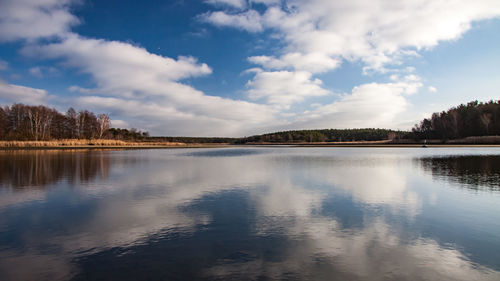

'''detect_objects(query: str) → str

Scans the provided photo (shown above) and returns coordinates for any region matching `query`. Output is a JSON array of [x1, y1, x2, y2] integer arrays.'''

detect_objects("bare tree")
[[97, 113, 110, 139], [0, 103, 115, 141], [27, 107, 37, 140], [0, 107, 8, 137], [65, 108, 78, 138], [77, 110, 85, 138], [40, 106, 53, 140], [78, 110, 98, 139], [480, 113, 492, 135], [26, 106, 55, 140]]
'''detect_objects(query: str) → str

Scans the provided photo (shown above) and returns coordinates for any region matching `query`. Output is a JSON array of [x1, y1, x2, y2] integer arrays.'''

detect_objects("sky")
[[0, 0, 499, 137]]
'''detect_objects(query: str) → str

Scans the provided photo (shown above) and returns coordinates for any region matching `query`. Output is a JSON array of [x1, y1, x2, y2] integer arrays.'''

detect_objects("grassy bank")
[[3, 136, 500, 149], [0, 139, 227, 148]]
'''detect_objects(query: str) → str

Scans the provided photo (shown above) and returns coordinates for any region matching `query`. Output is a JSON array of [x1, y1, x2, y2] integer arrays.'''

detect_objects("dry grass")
[[0, 139, 190, 147], [446, 136, 500, 144], [249, 140, 392, 145]]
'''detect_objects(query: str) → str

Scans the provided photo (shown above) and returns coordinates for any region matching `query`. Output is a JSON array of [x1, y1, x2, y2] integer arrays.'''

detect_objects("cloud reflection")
[[0, 148, 499, 280]]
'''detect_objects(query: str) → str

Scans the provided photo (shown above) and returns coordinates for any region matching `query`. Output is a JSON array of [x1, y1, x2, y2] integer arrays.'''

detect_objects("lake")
[[1, 147, 500, 281]]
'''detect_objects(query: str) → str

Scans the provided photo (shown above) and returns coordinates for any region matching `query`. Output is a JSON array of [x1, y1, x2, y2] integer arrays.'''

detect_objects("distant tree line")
[[4, 100, 499, 143], [411, 100, 500, 140], [147, 136, 237, 144], [109, 128, 150, 141], [236, 128, 405, 144], [0, 103, 147, 141]]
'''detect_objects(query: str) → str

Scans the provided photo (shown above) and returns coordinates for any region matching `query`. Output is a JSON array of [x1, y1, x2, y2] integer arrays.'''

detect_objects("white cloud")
[[205, 0, 247, 9], [68, 85, 98, 94], [198, 0, 500, 133], [0, 0, 79, 42], [250, 0, 280, 5], [246, 70, 330, 108], [428, 86, 437, 93], [110, 119, 130, 129], [200, 10, 264, 32], [203, 0, 500, 71], [28, 67, 42, 77], [22, 34, 278, 136], [294, 80, 422, 129], [75, 95, 276, 136], [28, 66, 58, 78], [0, 81, 51, 104], [1, 0, 495, 135], [203, 0, 282, 13], [0, 59, 7, 70], [23, 34, 213, 88], [248, 52, 341, 74]]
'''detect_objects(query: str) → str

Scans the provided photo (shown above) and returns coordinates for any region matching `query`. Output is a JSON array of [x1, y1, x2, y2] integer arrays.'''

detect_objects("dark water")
[[1, 147, 500, 281]]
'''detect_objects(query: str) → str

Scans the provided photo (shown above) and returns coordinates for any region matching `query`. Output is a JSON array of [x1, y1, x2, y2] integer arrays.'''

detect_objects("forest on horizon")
[[1, 100, 500, 143], [0, 104, 148, 141]]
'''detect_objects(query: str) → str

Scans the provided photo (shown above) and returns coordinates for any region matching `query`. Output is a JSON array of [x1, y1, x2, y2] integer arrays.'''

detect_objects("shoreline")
[[0, 139, 229, 150], [2, 143, 500, 150], [290, 144, 500, 148], [2, 138, 500, 149], [0, 144, 229, 150]]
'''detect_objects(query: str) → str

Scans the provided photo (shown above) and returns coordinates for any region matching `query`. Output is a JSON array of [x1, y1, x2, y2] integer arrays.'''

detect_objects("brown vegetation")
[[445, 136, 500, 144], [0, 103, 149, 141], [0, 139, 189, 148]]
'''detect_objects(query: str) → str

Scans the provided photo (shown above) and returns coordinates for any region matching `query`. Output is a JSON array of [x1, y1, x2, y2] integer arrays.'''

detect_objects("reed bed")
[[446, 136, 500, 144], [0, 139, 189, 147]]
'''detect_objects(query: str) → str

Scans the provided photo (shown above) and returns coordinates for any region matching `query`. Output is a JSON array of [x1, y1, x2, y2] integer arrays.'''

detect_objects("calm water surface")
[[1, 147, 500, 281]]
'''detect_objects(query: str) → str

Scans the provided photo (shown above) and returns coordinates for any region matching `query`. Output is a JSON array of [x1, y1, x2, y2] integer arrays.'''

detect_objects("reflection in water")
[[182, 148, 262, 157], [0, 148, 499, 281], [0, 150, 111, 188], [420, 155, 500, 191]]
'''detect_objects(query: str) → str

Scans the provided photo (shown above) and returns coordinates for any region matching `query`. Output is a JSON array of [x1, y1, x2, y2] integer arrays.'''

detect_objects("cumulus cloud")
[[199, 0, 499, 131], [203, 0, 500, 71], [248, 52, 341, 74], [250, 0, 280, 5], [0, 59, 7, 70], [0, 81, 51, 104], [0, 0, 79, 42], [1, 0, 496, 135], [110, 119, 130, 129], [28, 67, 43, 78], [200, 10, 264, 32], [0, 0, 282, 136], [21, 34, 277, 136], [68, 85, 98, 94], [23, 34, 213, 89], [294, 80, 422, 129], [246, 70, 330, 108], [29, 66, 59, 78], [205, 0, 247, 9]]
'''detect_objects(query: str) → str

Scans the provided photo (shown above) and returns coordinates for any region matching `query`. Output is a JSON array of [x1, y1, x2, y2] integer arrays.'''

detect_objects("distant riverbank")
[[2, 138, 500, 149], [0, 139, 229, 149]]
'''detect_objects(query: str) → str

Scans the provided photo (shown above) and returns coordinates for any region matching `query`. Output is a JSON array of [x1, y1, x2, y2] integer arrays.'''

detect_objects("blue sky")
[[0, 0, 499, 136]]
